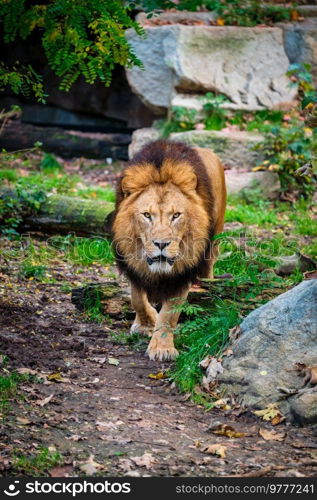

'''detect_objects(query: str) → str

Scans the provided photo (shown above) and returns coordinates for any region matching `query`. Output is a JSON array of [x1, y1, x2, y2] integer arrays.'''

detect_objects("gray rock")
[[129, 127, 264, 170], [274, 253, 316, 276], [136, 11, 216, 25], [280, 18, 317, 85], [126, 25, 297, 113], [290, 388, 317, 425], [128, 127, 280, 198], [297, 6, 317, 18], [126, 26, 178, 114], [128, 127, 160, 159], [225, 170, 280, 199], [217, 280, 317, 423], [170, 130, 264, 170]]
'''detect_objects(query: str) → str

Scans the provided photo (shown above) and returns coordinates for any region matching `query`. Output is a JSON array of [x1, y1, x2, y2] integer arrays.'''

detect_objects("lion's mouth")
[[147, 256, 175, 266]]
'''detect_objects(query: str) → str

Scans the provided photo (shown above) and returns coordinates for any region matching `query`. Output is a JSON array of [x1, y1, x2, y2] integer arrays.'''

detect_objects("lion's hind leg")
[[130, 284, 158, 336]]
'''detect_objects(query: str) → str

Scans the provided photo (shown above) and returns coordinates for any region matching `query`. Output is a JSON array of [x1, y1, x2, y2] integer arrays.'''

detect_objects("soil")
[[0, 258, 317, 478]]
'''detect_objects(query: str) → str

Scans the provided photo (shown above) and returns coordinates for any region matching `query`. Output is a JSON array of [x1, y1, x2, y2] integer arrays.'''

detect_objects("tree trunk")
[[0, 189, 114, 236]]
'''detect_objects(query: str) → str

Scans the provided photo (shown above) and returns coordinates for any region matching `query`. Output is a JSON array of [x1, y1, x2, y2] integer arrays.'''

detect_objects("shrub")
[[0, 0, 144, 101]]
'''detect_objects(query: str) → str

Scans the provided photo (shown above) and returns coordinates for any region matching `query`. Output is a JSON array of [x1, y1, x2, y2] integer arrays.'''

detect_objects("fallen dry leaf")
[[96, 420, 124, 431], [80, 455, 103, 475], [200, 356, 223, 379], [118, 458, 134, 472], [49, 466, 73, 477], [259, 427, 286, 442], [16, 417, 32, 425], [47, 373, 69, 383], [16, 367, 38, 375], [92, 357, 106, 365], [252, 165, 266, 172], [213, 398, 231, 410], [130, 453, 157, 469], [35, 394, 54, 407], [253, 404, 283, 422], [271, 414, 286, 426], [290, 9, 300, 21], [229, 325, 241, 342], [211, 424, 245, 439], [295, 363, 317, 386], [148, 372, 166, 380], [201, 444, 227, 458], [216, 17, 225, 26], [108, 357, 120, 366], [66, 435, 87, 442]]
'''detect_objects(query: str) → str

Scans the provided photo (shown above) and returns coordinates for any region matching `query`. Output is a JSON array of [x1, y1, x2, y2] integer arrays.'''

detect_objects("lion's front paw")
[[146, 345, 179, 361], [146, 331, 178, 361], [130, 322, 153, 337]]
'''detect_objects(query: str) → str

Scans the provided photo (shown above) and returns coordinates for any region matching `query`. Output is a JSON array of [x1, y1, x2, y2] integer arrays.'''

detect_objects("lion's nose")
[[153, 240, 171, 250]]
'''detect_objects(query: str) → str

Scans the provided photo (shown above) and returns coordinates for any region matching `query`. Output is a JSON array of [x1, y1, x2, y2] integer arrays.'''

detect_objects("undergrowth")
[[0, 148, 115, 237], [0, 356, 35, 418], [13, 448, 62, 476], [169, 192, 315, 394]]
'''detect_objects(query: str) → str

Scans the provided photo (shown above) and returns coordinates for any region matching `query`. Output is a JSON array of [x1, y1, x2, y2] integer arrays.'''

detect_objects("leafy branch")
[[0, 0, 144, 101]]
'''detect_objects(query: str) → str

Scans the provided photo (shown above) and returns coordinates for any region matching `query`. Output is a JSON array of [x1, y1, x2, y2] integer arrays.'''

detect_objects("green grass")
[[19, 261, 47, 280], [292, 214, 317, 237], [0, 169, 19, 182], [13, 447, 62, 476], [225, 200, 278, 226], [0, 154, 114, 202], [17, 172, 80, 194], [76, 185, 115, 203], [49, 235, 114, 266], [40, 153, 63, 173], [0, 363, 33, 417], [303, 240, 317, 260]]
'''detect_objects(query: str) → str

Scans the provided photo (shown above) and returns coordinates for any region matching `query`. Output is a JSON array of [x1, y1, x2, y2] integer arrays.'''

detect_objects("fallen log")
[[0, 189, 115, 237], [0, 121, 131, 160]]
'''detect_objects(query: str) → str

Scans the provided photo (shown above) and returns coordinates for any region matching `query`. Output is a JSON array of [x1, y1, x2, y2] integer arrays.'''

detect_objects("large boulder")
[[126, 25, 297, 114], [128, 127, 280, 198], [217, 280, 317, 424], [129, 128, 263, 170], [128, 127, 160, 159], [281, 18, 317, 86], [170, 130, 264, 170], [225, 170, 280, 199]]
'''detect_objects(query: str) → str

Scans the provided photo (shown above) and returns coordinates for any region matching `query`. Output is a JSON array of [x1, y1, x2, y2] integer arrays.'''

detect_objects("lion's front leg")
[[130, 284, 158, 336], [146, 288, 189, 361]]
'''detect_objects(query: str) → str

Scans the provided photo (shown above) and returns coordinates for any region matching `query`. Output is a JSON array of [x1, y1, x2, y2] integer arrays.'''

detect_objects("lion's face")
[[113, 161, 210, 276], [133, 183, 190, 273]]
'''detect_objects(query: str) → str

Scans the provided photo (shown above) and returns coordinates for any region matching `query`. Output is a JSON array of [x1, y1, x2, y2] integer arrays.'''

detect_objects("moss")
[[174, 132, 229, 154], [185, 32, 248, 54]]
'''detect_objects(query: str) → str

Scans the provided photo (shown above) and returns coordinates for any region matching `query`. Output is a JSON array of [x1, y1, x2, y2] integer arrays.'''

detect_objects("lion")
[[112, 140, 226, 361]]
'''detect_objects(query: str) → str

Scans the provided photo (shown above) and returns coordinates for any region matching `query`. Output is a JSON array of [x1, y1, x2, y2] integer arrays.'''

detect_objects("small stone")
[[290, 389, 317, 425]]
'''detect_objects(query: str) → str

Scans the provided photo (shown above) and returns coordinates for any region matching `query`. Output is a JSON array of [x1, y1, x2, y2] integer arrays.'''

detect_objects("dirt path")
[[0, 263, 317, 478]]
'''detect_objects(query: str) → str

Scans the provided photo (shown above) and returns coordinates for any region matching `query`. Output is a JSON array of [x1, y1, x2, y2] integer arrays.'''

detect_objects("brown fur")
[[112, 140, 226, 360]]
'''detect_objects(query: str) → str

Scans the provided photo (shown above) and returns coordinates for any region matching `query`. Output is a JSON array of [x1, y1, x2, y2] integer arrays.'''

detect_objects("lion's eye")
[[172, 212, 181, 220], [143, 212, 151, 219]]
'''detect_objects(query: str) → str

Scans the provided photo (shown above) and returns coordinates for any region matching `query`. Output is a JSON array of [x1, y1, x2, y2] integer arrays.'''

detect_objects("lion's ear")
[[183, 171, 197, 192], [121, 175, 133, 197], [121, 166, 155, 196], [174, 168, 197, 193]]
